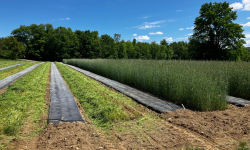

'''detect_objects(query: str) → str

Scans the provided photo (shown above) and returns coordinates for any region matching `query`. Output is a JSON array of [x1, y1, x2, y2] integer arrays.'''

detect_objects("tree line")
[[0, 2, 249, 61]]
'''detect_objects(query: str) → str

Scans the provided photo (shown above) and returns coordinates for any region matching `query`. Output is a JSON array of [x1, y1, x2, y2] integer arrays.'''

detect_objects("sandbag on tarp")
[[227, 96, 250, 107]]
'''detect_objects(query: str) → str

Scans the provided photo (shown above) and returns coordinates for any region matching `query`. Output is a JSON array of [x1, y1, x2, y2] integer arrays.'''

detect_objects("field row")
[[63, 59, 250, 111]]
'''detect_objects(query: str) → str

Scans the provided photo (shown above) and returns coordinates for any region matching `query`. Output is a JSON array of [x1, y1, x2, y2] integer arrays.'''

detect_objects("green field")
[[63, 59, 250, 111]]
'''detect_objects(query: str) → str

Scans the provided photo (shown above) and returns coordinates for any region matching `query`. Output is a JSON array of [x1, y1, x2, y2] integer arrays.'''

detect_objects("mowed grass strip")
[[0, 62, 40, 80], [0, 62, 50, 137], [55, 62, 132, 127], [0, 60, 21, 68]]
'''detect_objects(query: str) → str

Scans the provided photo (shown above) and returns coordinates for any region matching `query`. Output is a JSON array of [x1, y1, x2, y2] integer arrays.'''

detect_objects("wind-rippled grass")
[[63, 59, 250, 111]]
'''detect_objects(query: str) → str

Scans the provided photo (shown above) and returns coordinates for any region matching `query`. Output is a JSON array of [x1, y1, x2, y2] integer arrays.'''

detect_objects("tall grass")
[[62, 59, 250, 111]]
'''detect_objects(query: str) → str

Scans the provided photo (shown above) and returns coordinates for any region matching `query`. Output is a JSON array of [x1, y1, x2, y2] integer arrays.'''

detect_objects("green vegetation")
[[55, 62, 136, 127], [0, 36, 25, 59], [189, 2, 247, 61], [237, 141, 250, 150], [0, 62, 50, 137], [0, 60, 21, 68], [0, 61, 39, 80], [64, 59, 249, 111]]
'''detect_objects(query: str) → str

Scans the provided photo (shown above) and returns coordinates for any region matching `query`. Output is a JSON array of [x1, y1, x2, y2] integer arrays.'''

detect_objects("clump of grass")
[[63, 59, 236, 111], [0, 62, 50, 136], [237, 141, 250, 150], [55, 62, 131, 127]]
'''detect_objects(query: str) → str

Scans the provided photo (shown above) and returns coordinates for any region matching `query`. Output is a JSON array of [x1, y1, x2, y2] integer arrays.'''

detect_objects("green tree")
[[100, 34, 115, 58], [114, 33, 121, 43], [190, 2, 246, 60], [132, 38, 136, 47], [2, 36, 25, 59], [117, 42, 128, 59], [126, 42, 136, 58], [160, 39, 169, 47], [0, 37, 4, 55]]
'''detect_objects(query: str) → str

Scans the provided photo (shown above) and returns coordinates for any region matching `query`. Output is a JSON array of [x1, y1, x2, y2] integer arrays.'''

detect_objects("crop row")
[[0, 62, 50, 136], [63, 59, 250, 111]]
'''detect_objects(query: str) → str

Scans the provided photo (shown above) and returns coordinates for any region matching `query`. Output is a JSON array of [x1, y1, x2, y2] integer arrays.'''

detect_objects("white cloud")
[[60, 17, 70, 20], [243, 0, 250, 10], [133, 34, 137, 36], [138, 25, 160, 29], [176, 10, 182, 12], [149, 31, 163, 35], [241, 22, 250, 26], [230, 0, 250, 11], [186, 26, 194, 29], [179, 28, 184, 30], [176, 37, 188, 40], [144, 20, 165, 25], [187, 33, 193, 36], [245, 34, 250, 38], [248, 17, 250, 19], [245, 40, 250, 46], [164, 37, 173, 42], [132, 20, 166, 29], [230, 2, 243, 10], [134, 35, 150, 41]]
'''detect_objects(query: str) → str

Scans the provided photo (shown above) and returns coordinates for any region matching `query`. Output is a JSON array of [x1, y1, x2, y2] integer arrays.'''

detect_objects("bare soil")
[[13, 103, 250, 150], [161, 104, 250, 149]]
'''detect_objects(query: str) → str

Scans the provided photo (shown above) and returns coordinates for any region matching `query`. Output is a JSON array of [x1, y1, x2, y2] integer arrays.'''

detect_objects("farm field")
[[0, 59, 250, 149], [63, 59, 250, 111]]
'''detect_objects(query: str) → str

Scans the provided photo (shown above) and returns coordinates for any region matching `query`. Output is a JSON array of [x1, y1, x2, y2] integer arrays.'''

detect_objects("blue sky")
[[0, 0, 250, 46]]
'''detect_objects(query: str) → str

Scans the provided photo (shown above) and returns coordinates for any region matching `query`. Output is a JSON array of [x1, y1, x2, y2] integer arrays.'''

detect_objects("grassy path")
[[0, 62, 50, 149], [0, 61, 21, 68], [0, 62, 40, 80]]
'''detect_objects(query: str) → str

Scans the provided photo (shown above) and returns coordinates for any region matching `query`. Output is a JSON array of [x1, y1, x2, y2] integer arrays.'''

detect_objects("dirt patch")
[[161, 104, 250, 149], [37, 122, 118, 150], [0, 86, 8, 94]]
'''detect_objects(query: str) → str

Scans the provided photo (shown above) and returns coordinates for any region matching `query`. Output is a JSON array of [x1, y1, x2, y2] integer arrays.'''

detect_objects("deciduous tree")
[[190, 2, 246, 60]]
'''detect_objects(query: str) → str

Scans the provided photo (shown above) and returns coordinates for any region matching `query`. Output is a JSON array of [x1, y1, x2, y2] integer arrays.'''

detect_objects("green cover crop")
[[63, 59, 250, 111]]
